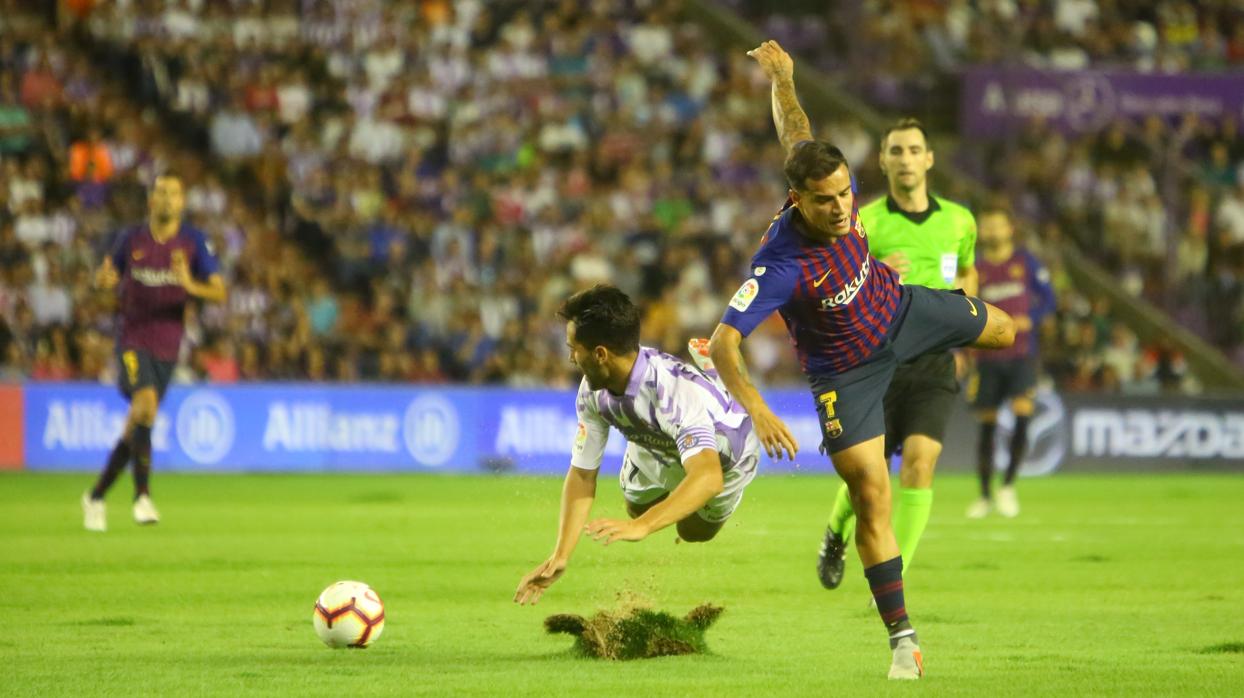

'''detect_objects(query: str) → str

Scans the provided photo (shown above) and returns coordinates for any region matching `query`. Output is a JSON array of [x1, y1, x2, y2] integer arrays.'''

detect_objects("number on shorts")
[[817, 390, 838, 417], [123, 351, 139, 385]]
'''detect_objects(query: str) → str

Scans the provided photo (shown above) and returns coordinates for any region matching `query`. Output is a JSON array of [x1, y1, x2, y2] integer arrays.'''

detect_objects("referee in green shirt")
[[818, 118, 978, 589]]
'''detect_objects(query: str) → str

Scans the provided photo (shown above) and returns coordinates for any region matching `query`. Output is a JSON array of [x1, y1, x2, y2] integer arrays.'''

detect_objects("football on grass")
[[313, 581, 386, 648]]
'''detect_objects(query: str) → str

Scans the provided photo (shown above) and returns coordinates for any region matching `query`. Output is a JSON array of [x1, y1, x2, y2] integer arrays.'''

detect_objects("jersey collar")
[[885, 194, 940, 225], [623, 347, 651, 398]]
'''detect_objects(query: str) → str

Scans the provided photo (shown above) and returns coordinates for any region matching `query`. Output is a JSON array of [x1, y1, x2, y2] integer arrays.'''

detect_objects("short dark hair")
[[558, 284, 640, 355], [783, 140, 849, 191], [977, 202, 1013, 221], [881, 118, 931, 150]]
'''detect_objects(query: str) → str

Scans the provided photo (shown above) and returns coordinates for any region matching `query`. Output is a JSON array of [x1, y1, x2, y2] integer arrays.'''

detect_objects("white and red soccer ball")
[[313, 581, 386, 648]]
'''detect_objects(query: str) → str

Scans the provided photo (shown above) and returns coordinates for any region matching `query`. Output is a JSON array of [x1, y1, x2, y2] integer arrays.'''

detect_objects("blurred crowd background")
[[2, 0, 1234, 395]]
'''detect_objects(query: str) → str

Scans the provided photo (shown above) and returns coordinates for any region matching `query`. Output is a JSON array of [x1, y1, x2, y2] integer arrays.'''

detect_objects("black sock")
[[977, 422, 997, 498], [1004, 416, 1031, 486], [864, 556, 915, 645], [132, 425, 153, 498], [90, 438, 133, 500]]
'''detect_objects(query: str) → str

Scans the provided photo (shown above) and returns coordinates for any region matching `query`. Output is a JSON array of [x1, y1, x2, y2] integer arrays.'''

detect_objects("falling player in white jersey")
[[514, 285, 760, 605]]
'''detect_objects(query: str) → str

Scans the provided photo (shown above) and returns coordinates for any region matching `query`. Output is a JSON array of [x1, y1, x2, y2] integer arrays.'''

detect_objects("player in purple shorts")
[[705, 40, 1018, 679], [82, 175, 226, 532]]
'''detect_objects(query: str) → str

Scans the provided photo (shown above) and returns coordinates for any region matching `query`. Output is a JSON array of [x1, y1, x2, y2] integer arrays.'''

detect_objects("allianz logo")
[[494, 405, 624, 456], [42, 400, 171, 450]]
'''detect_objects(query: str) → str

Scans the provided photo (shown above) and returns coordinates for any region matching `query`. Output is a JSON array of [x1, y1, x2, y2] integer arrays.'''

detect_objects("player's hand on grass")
[[95, 257, 119, 290], [881, 252, 911, 281], [514, 557, 567, 605], [584, 517, 651, 545], [746, 40, 793, 82], [752, 406, 798, 461]]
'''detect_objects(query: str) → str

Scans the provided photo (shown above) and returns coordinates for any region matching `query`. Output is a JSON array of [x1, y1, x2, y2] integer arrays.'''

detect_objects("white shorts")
[[619, 435, 760, 524]]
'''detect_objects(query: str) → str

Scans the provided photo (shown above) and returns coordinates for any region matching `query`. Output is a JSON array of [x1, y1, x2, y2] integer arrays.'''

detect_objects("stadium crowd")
[[0, 0, 1196, 393]]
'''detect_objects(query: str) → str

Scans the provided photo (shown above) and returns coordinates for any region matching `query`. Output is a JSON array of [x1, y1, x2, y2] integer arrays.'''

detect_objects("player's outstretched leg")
[[83, 425, 135, 532], [129, 387, 160, 525], [818, 483, 853, 588], [894, 435, 939, 573], [998, 396, 1034, 518], [831, 436, 922, 679], [969, 415, 995, 518]]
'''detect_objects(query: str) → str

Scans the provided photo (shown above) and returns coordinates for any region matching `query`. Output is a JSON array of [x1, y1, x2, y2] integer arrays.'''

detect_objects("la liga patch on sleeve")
[[729, 279, 759, 311]]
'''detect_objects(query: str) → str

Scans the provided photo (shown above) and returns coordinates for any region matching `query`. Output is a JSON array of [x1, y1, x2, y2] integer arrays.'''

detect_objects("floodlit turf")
[[3, 472, 1243, 696]]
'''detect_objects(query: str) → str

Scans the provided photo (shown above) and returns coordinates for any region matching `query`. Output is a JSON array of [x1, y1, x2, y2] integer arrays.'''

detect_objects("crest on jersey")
[[1009, 263, 1025, 279], [729, 279, 760, 311], [574, 422, 587, 454], [680, 433, 696, 450], [132, 249, 145, 260], [824, 418, 843, 439]]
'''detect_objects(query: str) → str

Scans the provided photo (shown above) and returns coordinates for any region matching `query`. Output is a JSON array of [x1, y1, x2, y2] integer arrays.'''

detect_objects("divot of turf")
[[545, 603, 724, 660], [1199, 642, 1244, 655]]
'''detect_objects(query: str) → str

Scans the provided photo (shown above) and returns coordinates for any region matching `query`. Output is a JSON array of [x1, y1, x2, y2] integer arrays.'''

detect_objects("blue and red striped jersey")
[[975, 247, 1055, 361], [721, 200, 904, 375]]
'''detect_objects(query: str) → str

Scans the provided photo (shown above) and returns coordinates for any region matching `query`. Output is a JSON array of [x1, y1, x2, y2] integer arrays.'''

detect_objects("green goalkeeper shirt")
[[860, 194, 977, 290]]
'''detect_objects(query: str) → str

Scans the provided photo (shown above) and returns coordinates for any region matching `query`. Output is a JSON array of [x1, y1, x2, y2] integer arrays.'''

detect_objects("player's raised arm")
[[708, 323, 798, 460], [747, 40, 813, 155]]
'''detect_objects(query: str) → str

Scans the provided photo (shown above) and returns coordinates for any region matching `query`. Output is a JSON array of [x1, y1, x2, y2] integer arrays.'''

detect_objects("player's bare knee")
[[130, 394, 158, 426], [900, 458, 936, 488], [849, 478, 891, 523]]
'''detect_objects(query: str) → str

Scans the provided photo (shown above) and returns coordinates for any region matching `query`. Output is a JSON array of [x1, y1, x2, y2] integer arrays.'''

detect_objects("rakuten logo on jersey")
[[1073, 409, 1244, 459], [821, 258, 869, 309]]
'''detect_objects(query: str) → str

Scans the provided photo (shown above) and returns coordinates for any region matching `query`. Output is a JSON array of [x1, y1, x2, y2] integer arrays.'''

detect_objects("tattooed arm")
[[747, 40, 814, 154]]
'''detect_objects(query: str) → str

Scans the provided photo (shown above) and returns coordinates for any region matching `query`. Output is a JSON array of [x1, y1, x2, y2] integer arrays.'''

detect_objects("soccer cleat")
[[965, 497, 991, 519], [133, 495, 160, 525], [688, 338, 714, 372], [888, 636, 924, 679], [817, 526, 848, 589], [996, 486, 1020, 518], [82, 492, 106, 532]]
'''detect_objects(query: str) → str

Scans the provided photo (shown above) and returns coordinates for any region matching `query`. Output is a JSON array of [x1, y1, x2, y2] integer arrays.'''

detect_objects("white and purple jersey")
[[571, 346, 756, 488]]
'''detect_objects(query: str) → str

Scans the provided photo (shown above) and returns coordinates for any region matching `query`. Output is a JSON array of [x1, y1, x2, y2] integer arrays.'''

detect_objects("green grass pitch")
[[3, 472, 1243, 696]]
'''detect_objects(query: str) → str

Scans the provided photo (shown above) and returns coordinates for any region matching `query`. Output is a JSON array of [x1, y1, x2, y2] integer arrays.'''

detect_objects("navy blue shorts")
[[970, 358, 1038, 410], [810, 286, 988, 455], [117, 348, 175, 400]]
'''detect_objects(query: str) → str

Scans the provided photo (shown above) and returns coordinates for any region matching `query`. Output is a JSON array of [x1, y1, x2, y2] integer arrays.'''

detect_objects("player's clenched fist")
[[95, 257, 119, 290], [746, 40, 794, 82]]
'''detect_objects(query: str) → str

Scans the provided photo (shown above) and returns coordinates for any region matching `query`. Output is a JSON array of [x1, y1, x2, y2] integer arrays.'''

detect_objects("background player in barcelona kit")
[[706, 40, 1017, 680], [967, 206, 1056, 519], [82, 175, 226, 532], [514, 285, 760, 606]]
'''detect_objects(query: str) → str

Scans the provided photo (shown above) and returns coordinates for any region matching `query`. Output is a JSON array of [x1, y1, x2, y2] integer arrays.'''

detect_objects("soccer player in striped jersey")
[[819, 118, 980, 590], [706, 40, 1016, 679], [514, 285, 759, 606], [82, 175, 226, 531], [967, 206, 1056, 518]]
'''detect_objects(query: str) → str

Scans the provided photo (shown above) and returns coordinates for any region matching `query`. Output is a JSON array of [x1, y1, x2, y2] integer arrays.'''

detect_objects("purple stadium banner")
[[960, 67, 1244, 137]]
